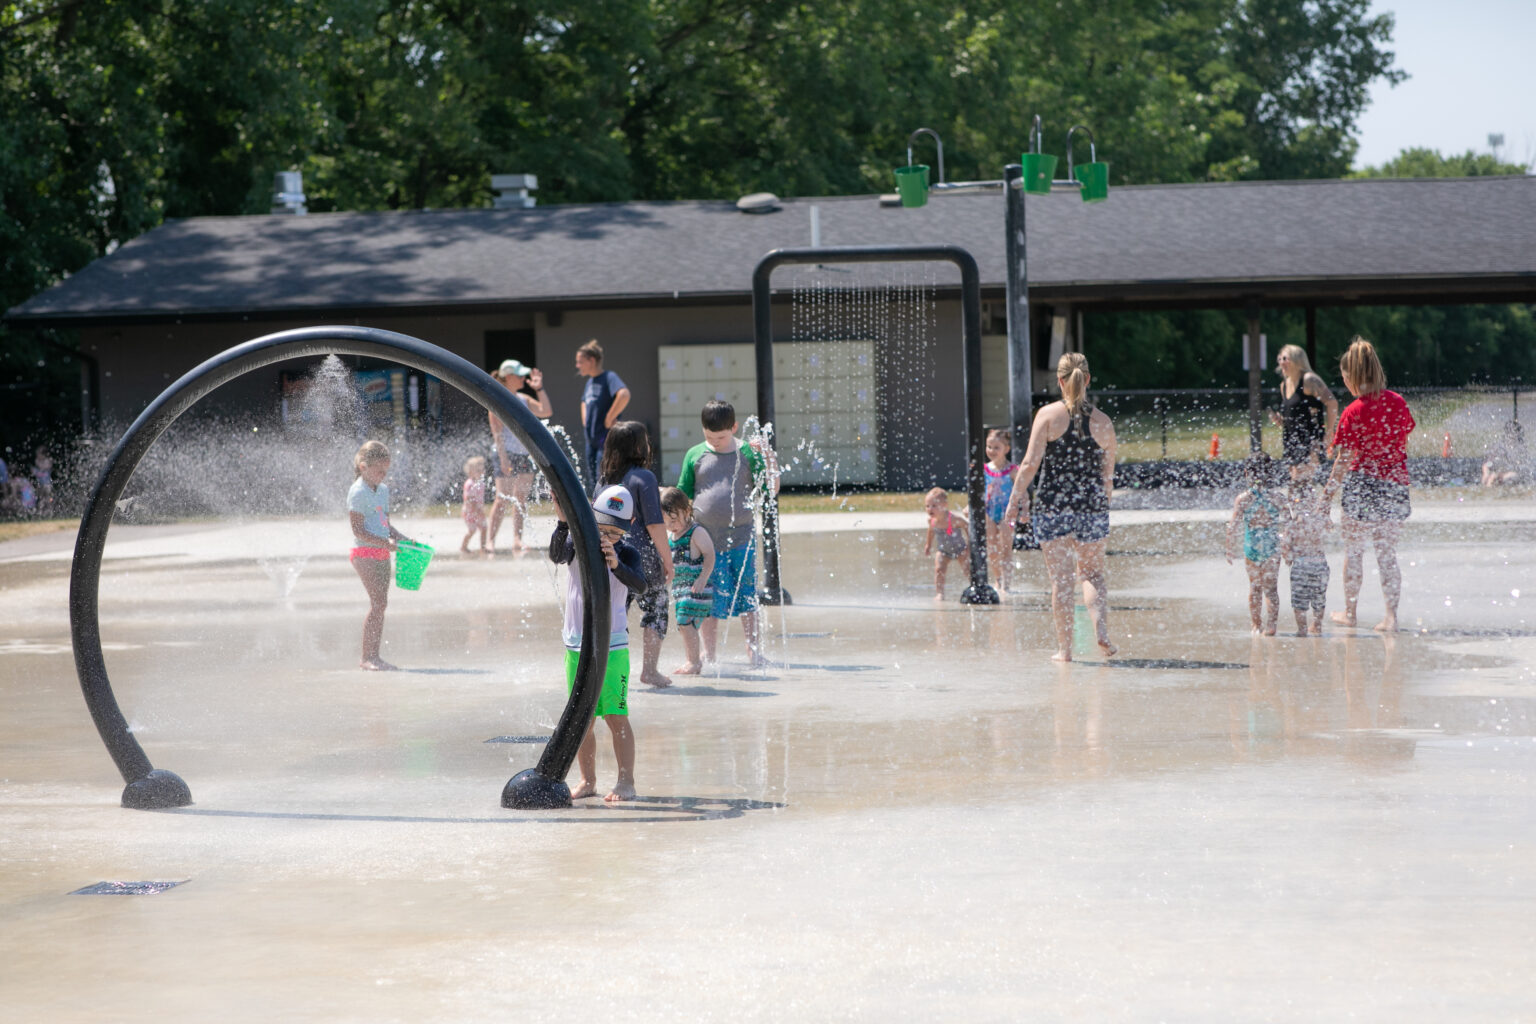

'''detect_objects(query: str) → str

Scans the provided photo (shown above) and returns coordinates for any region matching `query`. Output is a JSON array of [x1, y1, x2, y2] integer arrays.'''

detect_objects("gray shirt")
[[677, 441, 765, 550]]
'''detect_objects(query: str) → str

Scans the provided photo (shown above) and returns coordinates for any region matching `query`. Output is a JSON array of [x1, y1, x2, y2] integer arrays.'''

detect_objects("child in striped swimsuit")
[[1283, 479, 1332, 636], [660, 487, 716, 676]]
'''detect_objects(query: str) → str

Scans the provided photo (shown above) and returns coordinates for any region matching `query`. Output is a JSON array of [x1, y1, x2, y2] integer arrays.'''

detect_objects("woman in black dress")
[[1004, 353, 1118, 662], [1268, 344, 1338, 483]]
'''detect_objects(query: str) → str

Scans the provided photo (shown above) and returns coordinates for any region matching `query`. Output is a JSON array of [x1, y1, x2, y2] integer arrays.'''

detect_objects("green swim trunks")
[[564, 647, 629, 717]]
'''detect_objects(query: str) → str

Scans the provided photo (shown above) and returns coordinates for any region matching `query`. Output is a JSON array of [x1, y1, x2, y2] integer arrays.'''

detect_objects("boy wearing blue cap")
[[549, 483, 648, 801]]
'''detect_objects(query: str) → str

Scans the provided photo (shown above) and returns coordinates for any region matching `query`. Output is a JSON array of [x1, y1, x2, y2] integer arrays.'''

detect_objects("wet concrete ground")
[[1, 498, 1533, 1021]]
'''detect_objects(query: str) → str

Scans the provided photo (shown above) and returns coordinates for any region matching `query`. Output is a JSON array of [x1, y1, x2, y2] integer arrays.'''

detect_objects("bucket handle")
[[906, 127, 945, 186], [1065, 124, 1097, 181]]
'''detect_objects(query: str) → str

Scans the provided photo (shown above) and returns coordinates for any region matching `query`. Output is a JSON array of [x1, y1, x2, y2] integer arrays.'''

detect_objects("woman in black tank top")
[[1004, 353, 1118, 662], [1268, 344, 1337, 481], [1034, 412, 1109, 515]]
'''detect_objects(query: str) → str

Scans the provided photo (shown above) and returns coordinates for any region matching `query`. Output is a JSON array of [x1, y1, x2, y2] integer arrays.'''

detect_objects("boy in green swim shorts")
[[549, 484, 649, 801]]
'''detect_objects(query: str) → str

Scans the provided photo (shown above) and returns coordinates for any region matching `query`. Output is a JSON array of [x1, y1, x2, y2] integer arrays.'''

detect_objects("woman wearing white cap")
[[488, 359, 551, 555]]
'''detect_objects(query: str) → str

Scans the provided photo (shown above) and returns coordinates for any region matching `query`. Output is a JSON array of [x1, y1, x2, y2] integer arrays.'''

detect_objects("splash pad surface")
[[1, 498, 1532, 1021]]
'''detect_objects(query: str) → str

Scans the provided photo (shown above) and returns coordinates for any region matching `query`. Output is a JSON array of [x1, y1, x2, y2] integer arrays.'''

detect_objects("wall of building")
[[81, 294, 978, 491], [81, 311, 535, 428], [533, 299, 970, 490]]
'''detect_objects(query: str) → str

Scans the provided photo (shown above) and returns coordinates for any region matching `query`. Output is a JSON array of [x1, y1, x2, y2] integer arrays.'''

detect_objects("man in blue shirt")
[[576, 338, 630, 488]]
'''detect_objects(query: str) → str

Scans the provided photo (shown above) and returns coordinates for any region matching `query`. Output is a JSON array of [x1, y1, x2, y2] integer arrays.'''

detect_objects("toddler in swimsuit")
[[983, 429, 1019, 594], [1282, 479, 1331, 636], [660, 486, 716, 676], [460, 455, 489, 556], [923, 487, 970, 601], [1226, 453, 1285, 635]]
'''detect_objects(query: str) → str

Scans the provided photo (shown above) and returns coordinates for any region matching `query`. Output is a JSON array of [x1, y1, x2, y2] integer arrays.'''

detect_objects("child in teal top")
[[1226, 453, 1286, 635]]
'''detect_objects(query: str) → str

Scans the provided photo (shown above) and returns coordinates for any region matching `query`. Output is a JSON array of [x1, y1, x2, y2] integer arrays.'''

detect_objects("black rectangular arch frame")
[[752, 245, 997, 606]]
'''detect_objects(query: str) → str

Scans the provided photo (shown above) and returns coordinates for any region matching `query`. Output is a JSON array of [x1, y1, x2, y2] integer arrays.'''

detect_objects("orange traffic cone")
[[1209, 432, 1221, 459], [1442, 432, 1452, 458]]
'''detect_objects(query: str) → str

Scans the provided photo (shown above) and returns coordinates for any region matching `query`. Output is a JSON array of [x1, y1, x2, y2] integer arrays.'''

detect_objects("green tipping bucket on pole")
[[893, 164, 929, 207], [1074, 161, 1110, 202], [1020, 153, 1056, 195], [393, 540, 434, 590]]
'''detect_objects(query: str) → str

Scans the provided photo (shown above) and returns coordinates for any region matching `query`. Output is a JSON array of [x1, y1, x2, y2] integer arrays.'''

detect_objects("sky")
[[1352, 0, 1536, 170]]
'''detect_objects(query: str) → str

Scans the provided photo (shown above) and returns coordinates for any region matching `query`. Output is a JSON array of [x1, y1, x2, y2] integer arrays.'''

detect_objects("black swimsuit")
[[1035, 409, 1108, 514], [1280, 384, 1326, 467]]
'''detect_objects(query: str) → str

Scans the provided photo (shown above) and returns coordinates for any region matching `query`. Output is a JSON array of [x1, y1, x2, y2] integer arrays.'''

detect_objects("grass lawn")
[[0, 519, 77, 544], [774, 492, 924, 514]]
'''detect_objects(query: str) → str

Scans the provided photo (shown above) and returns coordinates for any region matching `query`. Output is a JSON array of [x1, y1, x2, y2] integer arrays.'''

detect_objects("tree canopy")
[[22, 0, 1523, 450], [1353, 146, 1532, 179]]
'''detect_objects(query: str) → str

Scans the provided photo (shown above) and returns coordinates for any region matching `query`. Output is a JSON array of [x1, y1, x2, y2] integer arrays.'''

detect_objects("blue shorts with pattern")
[[1031, 510, 1110, 543], [709, 542, 758, 618]]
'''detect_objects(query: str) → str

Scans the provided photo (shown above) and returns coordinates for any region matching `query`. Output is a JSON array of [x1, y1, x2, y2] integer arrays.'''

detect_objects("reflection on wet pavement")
[[0, 509, 1532, 1019]]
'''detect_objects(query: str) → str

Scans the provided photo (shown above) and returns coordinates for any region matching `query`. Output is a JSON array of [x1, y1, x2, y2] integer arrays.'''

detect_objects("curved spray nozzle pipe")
[[905, 127, 945, 185], [1065, 124, 1097, 181]]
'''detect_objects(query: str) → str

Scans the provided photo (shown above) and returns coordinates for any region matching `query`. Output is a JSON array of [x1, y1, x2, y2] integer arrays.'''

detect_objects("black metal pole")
[[752, 244, 997, 606], [750, 259, 790, 606], [1004, 165, 1034, 445], [66, 326, 606, 811], [1246, 301, 1263, 454], [1304, 306, 1318, 370]]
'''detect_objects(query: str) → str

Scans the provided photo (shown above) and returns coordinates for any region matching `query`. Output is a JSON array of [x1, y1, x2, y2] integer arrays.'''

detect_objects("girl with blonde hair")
[[1268, 343, 1338, 481], [1004, 352, 1118, 661], [460, 455, 489, 556], [1322, 336, 1415, 632], [348, 440, 417, 670]]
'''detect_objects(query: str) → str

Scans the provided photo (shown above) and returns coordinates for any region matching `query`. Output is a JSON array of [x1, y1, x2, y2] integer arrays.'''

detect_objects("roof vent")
[[736, 192, 780, 214], [492, 174, 538, 209], [271, 171, 307, 215]]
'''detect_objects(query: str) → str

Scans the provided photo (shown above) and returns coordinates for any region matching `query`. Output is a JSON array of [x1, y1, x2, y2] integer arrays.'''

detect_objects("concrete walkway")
[[1, 495, 1532, 1021]]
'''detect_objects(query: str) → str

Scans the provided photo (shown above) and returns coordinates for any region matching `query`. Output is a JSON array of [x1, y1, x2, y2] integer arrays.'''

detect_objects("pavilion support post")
[[1246, 301, 1263, 454], [1304, 306, 1318, 370]]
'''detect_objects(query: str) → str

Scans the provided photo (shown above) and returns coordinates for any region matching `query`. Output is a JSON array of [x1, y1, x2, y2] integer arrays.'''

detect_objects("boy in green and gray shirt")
[[676, 399, 779, 666]]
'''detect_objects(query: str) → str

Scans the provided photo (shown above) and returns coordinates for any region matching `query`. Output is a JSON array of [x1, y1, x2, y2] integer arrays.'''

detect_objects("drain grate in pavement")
[[484, 735, 552, 744], [71, 880, 187, 896]]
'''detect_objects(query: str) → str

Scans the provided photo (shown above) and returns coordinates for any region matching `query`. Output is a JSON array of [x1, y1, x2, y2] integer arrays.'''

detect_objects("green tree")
[[1354, 146, 1531, 179], [1190, 0, 1404, 180], [2, 0, 1413, 455]]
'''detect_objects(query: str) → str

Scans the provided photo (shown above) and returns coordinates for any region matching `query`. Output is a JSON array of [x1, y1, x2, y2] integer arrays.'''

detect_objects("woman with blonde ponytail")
[[1003, 352, 1119, 661]]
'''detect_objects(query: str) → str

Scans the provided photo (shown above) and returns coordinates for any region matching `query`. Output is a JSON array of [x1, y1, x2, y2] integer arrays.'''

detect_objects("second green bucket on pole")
[[1074, 161, 1110, 202], [394, 539, 435, 590], [893, 164, 929, 207]]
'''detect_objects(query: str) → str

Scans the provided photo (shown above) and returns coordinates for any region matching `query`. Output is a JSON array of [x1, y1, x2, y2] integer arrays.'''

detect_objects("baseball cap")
[[590, 485, 635, 529], [498, 359, 531, 378]]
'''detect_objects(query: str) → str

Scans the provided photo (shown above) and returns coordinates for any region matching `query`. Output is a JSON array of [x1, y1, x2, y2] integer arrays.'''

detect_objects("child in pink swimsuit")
[[983, 429, 1019, 594], [923, 487, 970, 601], [460, 455, 489, 556]]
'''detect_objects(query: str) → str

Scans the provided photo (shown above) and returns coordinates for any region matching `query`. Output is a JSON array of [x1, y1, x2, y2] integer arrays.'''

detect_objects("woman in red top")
[[1322, 337, 1415, 632]]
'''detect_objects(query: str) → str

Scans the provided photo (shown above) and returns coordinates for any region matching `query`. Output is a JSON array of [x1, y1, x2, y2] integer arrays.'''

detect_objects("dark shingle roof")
[[8, 176, 1536, 323]]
